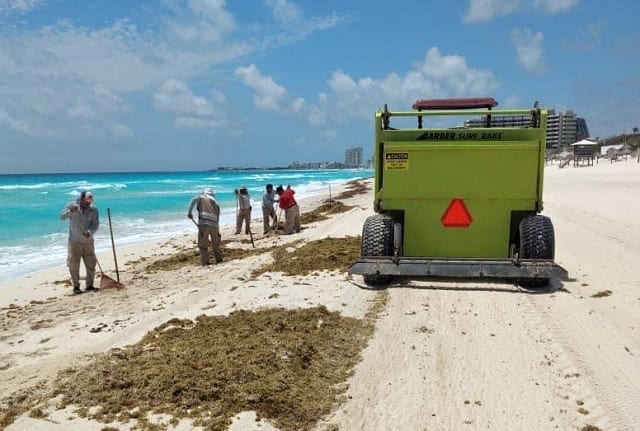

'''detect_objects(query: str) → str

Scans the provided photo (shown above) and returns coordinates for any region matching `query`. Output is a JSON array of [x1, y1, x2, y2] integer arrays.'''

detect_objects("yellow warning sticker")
[[385, 152, 409, 170]]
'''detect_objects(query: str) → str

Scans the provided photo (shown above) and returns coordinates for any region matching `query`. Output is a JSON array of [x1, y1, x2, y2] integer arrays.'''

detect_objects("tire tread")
[[518, 215, 555, 288], [361, 215, 394, 287]]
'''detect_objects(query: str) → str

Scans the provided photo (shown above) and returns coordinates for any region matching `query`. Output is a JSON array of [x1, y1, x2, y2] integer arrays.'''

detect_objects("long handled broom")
[[97, 208, 125, 290]]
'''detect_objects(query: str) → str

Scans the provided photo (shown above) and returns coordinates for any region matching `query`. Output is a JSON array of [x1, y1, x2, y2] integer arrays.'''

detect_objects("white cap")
[[203, 187, 214, 196]]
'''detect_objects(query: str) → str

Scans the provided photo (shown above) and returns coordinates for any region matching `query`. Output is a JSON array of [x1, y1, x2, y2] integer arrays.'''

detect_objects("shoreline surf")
[[0, 169, 372, 283]]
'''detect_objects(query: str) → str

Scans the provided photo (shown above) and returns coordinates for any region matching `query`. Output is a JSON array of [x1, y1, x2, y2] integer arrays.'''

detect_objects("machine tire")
[[361, 214, 394, 287], [518, 215, 555, 288]]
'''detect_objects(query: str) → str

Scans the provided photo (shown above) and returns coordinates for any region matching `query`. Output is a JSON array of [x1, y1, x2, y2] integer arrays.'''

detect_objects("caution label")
[[385, 152, 409, 170]]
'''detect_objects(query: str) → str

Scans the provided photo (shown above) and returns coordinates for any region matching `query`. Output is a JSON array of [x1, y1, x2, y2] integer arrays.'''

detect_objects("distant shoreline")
[[212, 166, 371, 172], [0, 167, 373, 177]]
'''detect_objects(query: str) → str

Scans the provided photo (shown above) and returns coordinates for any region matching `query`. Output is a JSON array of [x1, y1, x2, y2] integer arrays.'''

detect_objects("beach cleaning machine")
[[349, 98, 567, 288]]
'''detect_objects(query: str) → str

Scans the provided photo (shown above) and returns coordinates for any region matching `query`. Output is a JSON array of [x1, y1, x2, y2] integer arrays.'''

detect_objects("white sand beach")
[[2, 159, 640, 431]]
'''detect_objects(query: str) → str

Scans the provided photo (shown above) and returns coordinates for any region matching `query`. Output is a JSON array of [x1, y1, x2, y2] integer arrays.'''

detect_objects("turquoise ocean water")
[[0, 169, 372, 283]]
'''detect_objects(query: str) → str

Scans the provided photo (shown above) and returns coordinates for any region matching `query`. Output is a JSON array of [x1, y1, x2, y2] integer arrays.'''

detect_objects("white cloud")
[[235, 63, 324, 124], [0, 40, 130, 138], [533, 0, 579, 14], [307, 13, 344, 32], [0, 0, 45, 13], [237, 47, 498, 126], [0, 20, 160, 137], [307, 105, 327, 127], [511, 28, 546, 71], [464, 0, 521, 22], [464, 0, 579, 22], [264, 0, 302, 25], [154, 78, 214, 116], [5, 21, 174, 93], [166, 0, 236, 43], [419, 47, 498, 94], [153, 78, 229, 130], [174, 116, 223, 129], [235, 64, 289, 111], [324, 47, 498, 118], [291, 97, 305, 112], [259, 1, 346, 50], [0, 1, 345, 142], [0, 7, 251, 139]]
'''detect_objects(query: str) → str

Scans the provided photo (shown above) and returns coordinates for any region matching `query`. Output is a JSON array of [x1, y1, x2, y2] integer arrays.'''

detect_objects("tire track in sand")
[[527, 290, 640, 431]]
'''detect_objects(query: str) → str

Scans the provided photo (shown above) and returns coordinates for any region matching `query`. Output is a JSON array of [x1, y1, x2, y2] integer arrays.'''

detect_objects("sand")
[[1, 159, 640, 431]]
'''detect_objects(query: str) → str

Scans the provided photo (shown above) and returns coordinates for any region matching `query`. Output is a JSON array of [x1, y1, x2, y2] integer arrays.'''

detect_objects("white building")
[[345, 147, 363, 167], [463, 109, 586, 148]]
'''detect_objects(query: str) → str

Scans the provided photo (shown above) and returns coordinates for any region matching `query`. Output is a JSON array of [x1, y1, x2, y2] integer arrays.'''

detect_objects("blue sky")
[[0, 0, 638, 174]]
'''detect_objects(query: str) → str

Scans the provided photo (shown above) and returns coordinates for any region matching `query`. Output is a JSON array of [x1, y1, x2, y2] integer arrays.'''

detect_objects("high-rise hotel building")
[[464, 109, 590, 148], [345, 147, 363, 167]]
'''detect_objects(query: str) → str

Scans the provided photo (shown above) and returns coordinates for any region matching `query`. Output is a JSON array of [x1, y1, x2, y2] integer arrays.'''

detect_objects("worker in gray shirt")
[[235, 186, 252, 235], [261, 183, 278, 234], [60, 190, 100, 294], [188, 187, 223, 266]]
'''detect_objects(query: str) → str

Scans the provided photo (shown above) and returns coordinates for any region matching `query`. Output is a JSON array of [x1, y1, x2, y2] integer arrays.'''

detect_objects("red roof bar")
[[413, 97, 498, 110]]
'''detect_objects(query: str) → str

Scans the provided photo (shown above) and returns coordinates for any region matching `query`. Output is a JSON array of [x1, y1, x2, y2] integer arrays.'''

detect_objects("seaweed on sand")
[[251, 236, 361, 278], [2, 297, 387, 431]]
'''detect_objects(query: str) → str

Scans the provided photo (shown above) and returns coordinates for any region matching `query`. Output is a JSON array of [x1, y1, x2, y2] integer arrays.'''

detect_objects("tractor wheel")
[[361, 214, 394, 287], [518, 215, 555, 288]]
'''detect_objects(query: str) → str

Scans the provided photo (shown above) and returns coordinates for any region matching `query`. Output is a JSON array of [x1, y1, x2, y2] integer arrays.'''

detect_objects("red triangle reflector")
[[441, 199, 473, 227]]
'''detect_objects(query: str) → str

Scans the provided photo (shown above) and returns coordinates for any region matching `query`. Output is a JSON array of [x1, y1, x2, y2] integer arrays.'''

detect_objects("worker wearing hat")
[[60, 190, 100, 294], [262, 183, 278, 234], [188, 187, 223, 266], [234, 185, 252, 235]]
